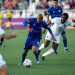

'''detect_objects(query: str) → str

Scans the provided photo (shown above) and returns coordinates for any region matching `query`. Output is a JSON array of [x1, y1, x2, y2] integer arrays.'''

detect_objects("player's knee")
[[63, 37, 67, 40], [44, 40, 50, 47], [23, 49, 28, 54], [52, 45, 57, 50], [44, 43, 48, 48], [52, 43, 58, 50], [32, 49, 36, 53], [62, 34, 67, 40]]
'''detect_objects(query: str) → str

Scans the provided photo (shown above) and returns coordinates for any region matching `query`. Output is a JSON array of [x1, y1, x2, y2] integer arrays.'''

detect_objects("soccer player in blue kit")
[[47, 0, 62, 19], [20, 14, 56, 64]]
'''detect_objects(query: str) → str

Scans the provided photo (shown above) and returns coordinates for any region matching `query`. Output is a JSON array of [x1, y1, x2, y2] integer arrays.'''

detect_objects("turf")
[[0, 29, 75, 75]]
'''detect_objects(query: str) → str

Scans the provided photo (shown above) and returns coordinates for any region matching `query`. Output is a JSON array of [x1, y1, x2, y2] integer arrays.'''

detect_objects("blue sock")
[[63, 38, 67, 48], [22, 53, 26, 62], [34, 51, 39, 61]]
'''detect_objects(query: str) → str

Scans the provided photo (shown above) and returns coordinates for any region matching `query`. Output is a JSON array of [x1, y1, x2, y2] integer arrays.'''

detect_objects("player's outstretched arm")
[[2, 32, 16, 40]]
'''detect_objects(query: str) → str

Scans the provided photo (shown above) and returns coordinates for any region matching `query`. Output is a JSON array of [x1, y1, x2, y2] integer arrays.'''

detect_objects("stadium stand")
[[0, 0, 75, 29]]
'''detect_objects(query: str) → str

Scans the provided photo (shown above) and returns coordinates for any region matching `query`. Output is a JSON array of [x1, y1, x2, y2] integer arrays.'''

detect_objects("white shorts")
[[0, 27, 5, 37], [45, 31, 61, 44], [0, 54, 6, 67]]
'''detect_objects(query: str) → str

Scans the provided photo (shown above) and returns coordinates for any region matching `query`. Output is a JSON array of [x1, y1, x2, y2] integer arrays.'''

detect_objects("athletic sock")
[[63, 38, 67, 48], [42, 48, 54, 57], [34, 51, 39, 61], [39, 43, 44, 51], [22, 53, 27, 63]]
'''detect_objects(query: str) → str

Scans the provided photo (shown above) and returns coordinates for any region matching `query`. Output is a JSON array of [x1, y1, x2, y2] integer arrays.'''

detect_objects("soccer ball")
[[23, 59, 32, 68]]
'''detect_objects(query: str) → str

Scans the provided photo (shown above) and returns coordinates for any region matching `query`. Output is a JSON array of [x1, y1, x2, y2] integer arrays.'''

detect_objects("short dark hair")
[[53, 0, 58, 1], [38, 14, 43, 19], [62, 13, 69, 19], [44, 11, 47, 16]]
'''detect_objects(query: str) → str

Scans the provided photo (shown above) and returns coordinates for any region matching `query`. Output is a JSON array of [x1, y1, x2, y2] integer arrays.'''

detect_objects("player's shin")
[[63, 38, 69, 52], [52, 42, 59, 54], [42, 48, 54, 57], [32, 46, 40, 64], [37, 43, 45, 55], [63, 38, 67, 48], [21, 50, 28, 64]]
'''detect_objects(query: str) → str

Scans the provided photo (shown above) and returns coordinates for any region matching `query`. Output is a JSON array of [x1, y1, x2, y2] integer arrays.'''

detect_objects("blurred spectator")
[[12, 0, 18, 10], [17, 0, 29, 9], [18, 0, 23, 9], [4, 0, 13, 10], [67, 0, 75, 9], [58, 0, 64, 7], [44, 0, 50, 9], [0, 0, 2, 4], [2, 0, 6, 4], [23, 0, 29, 9], [36, 0, 50, 9]]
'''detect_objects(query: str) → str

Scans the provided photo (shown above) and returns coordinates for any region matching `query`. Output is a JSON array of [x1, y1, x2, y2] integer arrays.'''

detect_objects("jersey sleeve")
[[27, 18, 32, 24], [42, 21, 52, 33], [47, 8, 51, 16], [65, 20, 75, 27], [23, 18, 33, 27], [42, 21, 48, 28]]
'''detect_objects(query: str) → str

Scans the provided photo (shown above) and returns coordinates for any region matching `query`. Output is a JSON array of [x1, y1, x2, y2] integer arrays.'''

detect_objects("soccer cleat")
[[36, 60, 40, 64], [64, 48, 69, 53], [0, 44, 5, 47], [41, 56, 45, 61], [64, 47, 69, 53], [18, 61, 23, 65], [54, 51, 58, 54], [36, 57, 40, 64]]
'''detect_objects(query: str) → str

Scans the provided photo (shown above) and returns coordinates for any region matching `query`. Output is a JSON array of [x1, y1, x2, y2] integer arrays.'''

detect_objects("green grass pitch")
[[0, 29, 75, 75]]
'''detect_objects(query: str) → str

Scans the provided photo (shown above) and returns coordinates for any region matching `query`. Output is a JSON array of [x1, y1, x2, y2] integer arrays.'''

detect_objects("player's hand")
[[26, 26, 33, 32], [48, 20, 51, 25], [52, 36, 56, 42], [11, 32, 17, 38], [28, 28, 33, 32]]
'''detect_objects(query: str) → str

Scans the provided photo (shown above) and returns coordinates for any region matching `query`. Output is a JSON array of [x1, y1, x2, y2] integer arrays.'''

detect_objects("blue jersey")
[[24, 18, 52, 50], [47, 6, 62, 19], [27, 18, 51, 40]]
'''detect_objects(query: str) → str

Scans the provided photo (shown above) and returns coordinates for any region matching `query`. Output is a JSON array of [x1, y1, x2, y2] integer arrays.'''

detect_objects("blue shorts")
[[61, 31, 66, 35], [24, 37, 40, 50]]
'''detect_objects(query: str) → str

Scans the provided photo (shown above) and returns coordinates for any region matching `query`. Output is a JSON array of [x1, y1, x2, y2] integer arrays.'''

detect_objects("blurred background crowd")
[[0, 0, 75, 10], [0, 0, 75, 18]]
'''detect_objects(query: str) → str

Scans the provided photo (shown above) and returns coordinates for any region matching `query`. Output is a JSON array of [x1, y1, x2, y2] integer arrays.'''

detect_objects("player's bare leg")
[[52, 42, 59, 54], [42, 42, 59, 61], [38, 40, 50, 56]]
